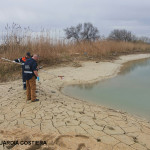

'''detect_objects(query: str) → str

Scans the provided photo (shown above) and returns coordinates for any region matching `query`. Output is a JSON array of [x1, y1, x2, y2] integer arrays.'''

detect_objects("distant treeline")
[[0, 22, 150, 47], [64, 22, 150, 43]]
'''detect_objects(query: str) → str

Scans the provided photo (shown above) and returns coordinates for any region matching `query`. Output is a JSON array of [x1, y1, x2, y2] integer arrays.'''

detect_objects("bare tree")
[[108, 29, 134, 42], [64, 24, 82, 42], [137, 36, 150, 43], [64, 23, 100, 42], [2, 23, 31, 45]]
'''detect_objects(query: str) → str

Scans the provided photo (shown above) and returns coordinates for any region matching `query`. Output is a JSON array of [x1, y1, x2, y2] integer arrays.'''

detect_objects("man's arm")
[[33, 70, 39, 77], [14, 58, 22, 63], [34, 70, 39, 81], [32, 61, 39, 81]]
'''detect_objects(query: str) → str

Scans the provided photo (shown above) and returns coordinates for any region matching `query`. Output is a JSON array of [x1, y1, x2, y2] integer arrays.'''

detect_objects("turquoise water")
[[63, 58, 150, 120]]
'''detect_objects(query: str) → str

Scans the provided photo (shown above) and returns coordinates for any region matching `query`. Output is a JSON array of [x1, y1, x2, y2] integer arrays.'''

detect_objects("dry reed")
[[0, 25, 150, 82]]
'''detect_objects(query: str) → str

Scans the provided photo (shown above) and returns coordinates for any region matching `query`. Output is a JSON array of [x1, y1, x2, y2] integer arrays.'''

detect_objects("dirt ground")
[[0, 54, 150, 150]]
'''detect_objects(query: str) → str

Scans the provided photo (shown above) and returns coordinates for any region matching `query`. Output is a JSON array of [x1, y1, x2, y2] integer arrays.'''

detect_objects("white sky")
[[0, 0, 150, 37]]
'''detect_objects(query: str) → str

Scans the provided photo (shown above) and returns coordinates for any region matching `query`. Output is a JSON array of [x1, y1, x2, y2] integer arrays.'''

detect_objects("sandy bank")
[[0, 54, 150, 150]]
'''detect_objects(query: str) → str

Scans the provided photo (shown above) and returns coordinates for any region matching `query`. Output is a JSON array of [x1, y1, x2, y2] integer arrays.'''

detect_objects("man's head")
[[32, 54, 39, 61], [26, 52, 31, 58]]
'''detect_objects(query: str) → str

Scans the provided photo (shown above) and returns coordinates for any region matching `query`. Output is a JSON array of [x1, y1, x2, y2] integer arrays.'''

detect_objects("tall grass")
[[0, 24, 150, 82], [1, 40, 150, 63]]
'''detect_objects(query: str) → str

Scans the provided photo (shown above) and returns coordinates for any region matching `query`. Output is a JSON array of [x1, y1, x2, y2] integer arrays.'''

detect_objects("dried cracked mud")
[[0, 54, 150, 150]]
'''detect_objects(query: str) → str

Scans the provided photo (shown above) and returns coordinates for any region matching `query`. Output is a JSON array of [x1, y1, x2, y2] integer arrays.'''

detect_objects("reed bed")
[[0, 28, 150, 82]]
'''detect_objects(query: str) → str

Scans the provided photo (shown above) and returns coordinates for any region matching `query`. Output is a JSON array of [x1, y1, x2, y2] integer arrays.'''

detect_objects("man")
[[24, 54, 39, 102], [14, 52, 31, 90]]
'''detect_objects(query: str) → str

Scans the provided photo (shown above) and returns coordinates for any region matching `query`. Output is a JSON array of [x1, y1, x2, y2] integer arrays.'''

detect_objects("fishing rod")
[[39, 68, 64, 79]]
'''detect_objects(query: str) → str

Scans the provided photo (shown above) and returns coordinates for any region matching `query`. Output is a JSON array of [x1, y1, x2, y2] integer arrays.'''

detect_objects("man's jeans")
[[26, 76, 36, 101]]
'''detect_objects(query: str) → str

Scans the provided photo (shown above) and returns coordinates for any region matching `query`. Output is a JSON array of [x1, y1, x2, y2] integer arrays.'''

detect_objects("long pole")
[[1, 57, 22, 65], [1, 57, 64, 79]]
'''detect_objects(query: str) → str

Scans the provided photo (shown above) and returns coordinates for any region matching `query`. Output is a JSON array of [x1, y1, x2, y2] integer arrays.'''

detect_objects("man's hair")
[[32, 54, 39, 60], [26, 52, 31, 57]]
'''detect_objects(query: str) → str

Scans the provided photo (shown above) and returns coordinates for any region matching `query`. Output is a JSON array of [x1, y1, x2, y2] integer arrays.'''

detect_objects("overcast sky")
[[0, 0, 150, 37]]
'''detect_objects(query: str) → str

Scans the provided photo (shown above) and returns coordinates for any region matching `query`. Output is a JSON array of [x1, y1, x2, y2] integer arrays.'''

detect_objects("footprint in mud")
[[54, 135, 73, 148], [53, 134, 90, 150], [76, 143, 86, 150]]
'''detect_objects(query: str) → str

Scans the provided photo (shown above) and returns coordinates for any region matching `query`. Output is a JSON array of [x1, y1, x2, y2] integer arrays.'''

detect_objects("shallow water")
[[63, 58, 150, 120]]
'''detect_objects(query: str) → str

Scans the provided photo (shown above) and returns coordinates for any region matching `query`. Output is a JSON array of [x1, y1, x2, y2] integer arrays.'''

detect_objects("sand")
[[0, 54, 150, 150]]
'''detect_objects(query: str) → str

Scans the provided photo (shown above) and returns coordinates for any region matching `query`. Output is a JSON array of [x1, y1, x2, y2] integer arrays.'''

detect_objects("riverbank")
[[0, 54, 150, 150]]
